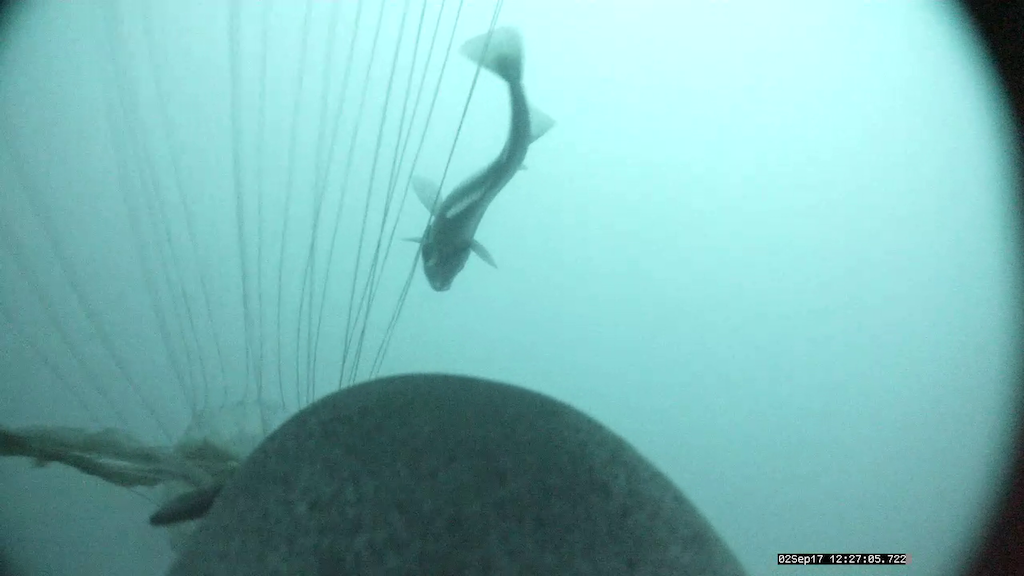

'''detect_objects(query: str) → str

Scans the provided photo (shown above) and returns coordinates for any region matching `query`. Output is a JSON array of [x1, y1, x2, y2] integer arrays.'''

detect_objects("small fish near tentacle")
[[409, 27, 554, 292]]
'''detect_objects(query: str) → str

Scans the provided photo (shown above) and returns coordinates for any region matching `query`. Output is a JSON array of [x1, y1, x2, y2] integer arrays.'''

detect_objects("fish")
[[150, 483, 224, 526], [166, 373, 749, 575], [407, 27, 555, 291]]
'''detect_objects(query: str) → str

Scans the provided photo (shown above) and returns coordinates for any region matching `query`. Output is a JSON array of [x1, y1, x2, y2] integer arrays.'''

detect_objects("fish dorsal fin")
[[528, 106, 555, 144], [471, 240, 498, 268], [411, 176, 443, 215]]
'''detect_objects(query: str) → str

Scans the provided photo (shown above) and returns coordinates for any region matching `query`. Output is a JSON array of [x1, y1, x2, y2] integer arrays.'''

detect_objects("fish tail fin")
[[460, 27, 523, 84], [0, 427, 29, 457]]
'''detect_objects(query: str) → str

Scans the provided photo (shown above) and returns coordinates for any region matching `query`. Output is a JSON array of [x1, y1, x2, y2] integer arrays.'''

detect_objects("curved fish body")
[[409, 27, 555, 291]]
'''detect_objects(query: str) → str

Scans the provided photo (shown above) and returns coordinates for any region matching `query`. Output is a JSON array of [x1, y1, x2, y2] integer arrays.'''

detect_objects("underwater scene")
[[0, 1, 1021, 574]]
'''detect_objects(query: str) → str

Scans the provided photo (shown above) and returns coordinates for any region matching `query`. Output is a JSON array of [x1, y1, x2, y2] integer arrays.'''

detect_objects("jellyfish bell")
[[0, 1, 499, 568], [164, 373, 747, 575]]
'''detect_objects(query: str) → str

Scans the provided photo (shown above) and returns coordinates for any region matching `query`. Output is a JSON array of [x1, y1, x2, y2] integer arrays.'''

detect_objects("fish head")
[[421, 239, 471, 292]]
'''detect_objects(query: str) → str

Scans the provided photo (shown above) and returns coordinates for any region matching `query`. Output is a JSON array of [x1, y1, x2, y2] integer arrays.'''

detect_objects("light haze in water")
[[0, 1, 1021, 575]]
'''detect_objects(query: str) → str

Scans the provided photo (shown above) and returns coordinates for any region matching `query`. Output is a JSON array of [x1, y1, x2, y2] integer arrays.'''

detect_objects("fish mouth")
[[423, 257, 451, 291], [427, 272, 452, 291]]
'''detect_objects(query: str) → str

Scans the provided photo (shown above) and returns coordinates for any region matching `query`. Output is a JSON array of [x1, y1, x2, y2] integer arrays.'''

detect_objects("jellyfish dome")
[[169, 373, 748, 575]]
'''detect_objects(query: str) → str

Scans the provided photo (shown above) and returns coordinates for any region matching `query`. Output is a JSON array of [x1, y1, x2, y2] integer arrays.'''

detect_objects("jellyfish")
[[0, 0, 508, 569]]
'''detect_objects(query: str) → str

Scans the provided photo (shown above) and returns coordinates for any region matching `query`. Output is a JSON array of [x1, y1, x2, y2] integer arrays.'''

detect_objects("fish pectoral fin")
[[471, 240, 498, 268], [149, 483, 224, 526], [519, 164, 527, 171], [403, 236, 423, 244], [528, 106, 556, 144], [411, 176, 443, 215]]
